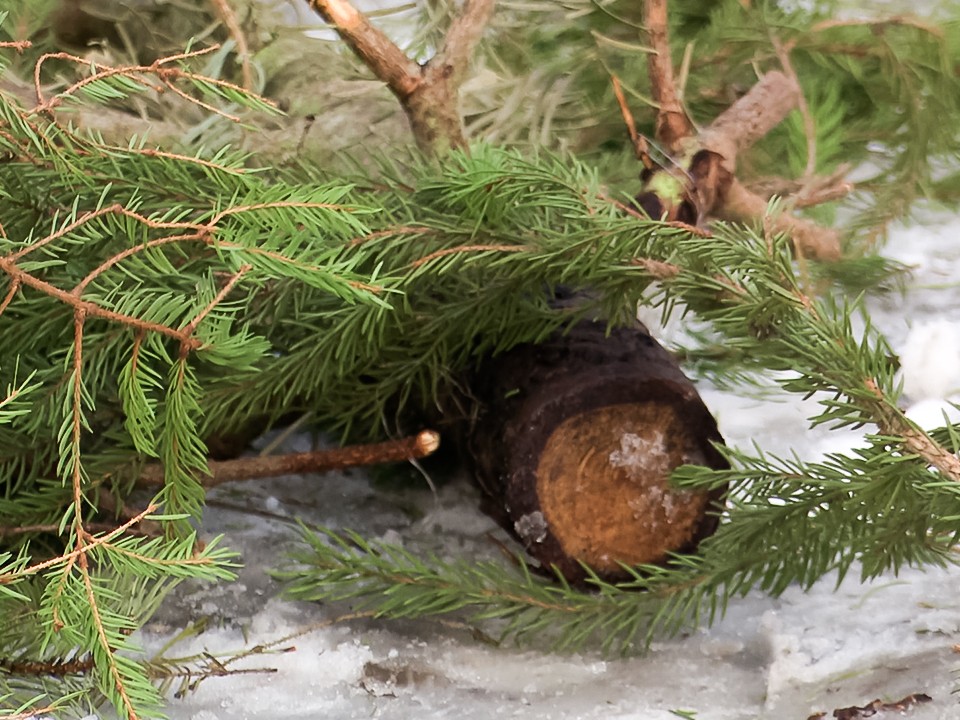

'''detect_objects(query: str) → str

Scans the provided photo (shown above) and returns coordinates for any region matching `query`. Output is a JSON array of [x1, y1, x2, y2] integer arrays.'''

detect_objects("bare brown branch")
[[435, 0, 497, 88], [0, 277, 19, 317], [863, 378, 960, 483], [309, 0, 495, 153], [308, 0, 421, 99], [617, 6, 842, 260], [699, 71, 800, 171], [181, 264, 252, 341], [137, 430, 441, 488], [410, 244, 528, 268], [643, 0, 694, 149], [719, 179, 841, 260], [748, 165, 854, 208], [210, 0, 253, 90]]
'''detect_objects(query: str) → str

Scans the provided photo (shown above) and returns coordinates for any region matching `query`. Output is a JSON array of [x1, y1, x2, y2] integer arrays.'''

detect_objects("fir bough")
[[1, 1, 960, 718]]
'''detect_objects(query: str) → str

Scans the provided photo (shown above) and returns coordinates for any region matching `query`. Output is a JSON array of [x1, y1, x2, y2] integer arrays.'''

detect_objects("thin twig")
[[9, 204, 206, 262], [610, 75, 646, 163], [0, 40, 31, 52], [137, 430, 441, 487], [0, 505, 159, 585], [133, 147, 249, 175], [0, 706, 59, 720], [210, 0, 253, 90], [31, 45, 276, 120], [410, 244, 528, 268], [0, 277, 20, 316], [73, 234, 206, 295], [33, 49, 212, 111], [0, 257, 203, 349], [181, 264, 252, 340]]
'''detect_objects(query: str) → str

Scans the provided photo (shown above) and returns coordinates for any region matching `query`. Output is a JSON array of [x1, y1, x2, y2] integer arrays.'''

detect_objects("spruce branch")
[[2, 5, 960, 713], [281, 526, 739, 654], [0, 505, 152, 586], [278, 185, 960, 648], [32, 45, 278, 121]]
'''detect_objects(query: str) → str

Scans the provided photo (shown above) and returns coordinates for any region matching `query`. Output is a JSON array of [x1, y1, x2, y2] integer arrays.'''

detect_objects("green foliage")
[[282, 218, 960, 650], [1, 1, 960, 718]]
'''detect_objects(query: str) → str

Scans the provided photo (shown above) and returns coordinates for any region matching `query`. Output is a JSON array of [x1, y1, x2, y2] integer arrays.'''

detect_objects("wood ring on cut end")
[[535, 402, 711, 575]]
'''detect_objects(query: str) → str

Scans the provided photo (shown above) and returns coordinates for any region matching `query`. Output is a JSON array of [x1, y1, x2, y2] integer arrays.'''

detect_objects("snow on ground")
[[138, 211, 960, 720]]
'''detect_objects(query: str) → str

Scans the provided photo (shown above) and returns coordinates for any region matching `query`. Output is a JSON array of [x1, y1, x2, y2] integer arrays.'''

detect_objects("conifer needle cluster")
[[1, 1, 960, 718]]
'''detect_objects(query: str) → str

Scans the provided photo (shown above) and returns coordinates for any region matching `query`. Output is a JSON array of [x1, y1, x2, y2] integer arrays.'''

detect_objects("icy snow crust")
[[140, 215, 960, 719]]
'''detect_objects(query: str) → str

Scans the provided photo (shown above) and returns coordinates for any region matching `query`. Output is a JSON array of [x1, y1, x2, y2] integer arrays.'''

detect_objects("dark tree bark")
[[466, 321, 728, 583]]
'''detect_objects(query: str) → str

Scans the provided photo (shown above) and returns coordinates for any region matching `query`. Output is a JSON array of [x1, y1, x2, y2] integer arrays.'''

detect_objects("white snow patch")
[[898, 320, 960, 401], [609, 431, 667, 479], [514, 511, 548, 544], [905, 397, 960, 431]]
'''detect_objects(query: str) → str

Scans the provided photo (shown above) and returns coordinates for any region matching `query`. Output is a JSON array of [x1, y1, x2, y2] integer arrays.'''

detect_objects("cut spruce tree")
[[2, 1, 960, 718]]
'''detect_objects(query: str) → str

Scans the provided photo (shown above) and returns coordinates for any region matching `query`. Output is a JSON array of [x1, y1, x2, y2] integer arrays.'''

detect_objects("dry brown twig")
[[137, 430, 441, 488], [0, 706, 61, 720], [209, 0, 253, 91]]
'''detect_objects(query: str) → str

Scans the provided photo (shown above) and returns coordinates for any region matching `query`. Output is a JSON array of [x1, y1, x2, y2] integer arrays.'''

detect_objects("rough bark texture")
[[467, 321, 728, 583], [644, 0, 694, 150]]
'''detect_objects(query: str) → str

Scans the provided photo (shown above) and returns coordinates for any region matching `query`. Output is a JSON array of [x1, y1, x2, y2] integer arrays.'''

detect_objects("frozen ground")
[[137, 212, 960, 720]]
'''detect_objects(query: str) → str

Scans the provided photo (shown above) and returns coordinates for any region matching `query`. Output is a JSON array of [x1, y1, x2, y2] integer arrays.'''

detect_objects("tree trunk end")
[[467, 321, 728, 583]]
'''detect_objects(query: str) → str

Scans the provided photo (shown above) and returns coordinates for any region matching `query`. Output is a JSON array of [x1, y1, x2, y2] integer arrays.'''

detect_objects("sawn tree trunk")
[[466, 320, 728, 583]]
